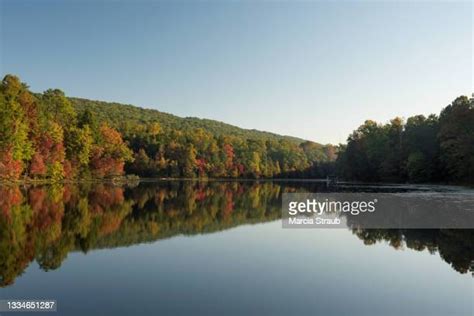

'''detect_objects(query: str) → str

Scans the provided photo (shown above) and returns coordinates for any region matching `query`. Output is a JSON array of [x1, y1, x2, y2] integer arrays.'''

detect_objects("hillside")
[[1, 74, 337, 182], [70, 97, 308, 145]]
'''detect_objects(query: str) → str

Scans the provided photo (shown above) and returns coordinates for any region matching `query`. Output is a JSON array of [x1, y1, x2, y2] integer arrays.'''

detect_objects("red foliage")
[[0, 186, 22, 218], [29, 152, 47, 177], [51, 143, 65, 163], [195, 189, 207, 202], [40, 136, 53, 153], [89, 186, 124, 213], [0, 150, 23, 180], [62, 185, 73, 204], [63, 160, 75, 179], [223, 143, 234, 169], [196, 158, 207, 176], [90, 147, 125, 177], [29, 188, 46, 214], [88, 124, 131, 177], [29, 187, 64, 231], [38, 134, 65, 165], [222, 190, 234, 218]]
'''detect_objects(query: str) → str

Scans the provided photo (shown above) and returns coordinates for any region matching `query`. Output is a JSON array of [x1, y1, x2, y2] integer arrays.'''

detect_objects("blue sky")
[[1, 0, 472, 144]]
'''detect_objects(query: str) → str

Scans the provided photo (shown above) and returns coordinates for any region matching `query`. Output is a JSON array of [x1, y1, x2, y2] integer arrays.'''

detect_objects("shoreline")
[[0, 176, 471, 188]]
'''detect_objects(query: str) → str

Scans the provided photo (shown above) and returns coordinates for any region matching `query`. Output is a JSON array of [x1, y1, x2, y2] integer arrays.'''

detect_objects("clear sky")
[[0, 0, 472, 144]]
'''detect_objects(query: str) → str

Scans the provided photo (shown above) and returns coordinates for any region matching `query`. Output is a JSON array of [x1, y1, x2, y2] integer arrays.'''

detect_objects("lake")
[[0, 180, 472, 315]]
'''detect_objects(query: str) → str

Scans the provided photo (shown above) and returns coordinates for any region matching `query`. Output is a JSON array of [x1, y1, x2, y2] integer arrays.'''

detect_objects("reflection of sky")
[[3, 222, 472, 316]]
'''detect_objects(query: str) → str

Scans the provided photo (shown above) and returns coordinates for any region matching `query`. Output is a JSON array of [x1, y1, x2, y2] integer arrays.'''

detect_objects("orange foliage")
[[0, 150, 23, 181], [29, 152, 47, 177], [63, 160, 74, 179], [100, 124, 124, 146], [223, 143, 234, 169], [99, 212, 124, 236], [89, 186, 124, 213], [221, 190, 234, 219], [0, 186, 22, 218], [90, 147, 125, 177], [38, 134, 65, 165], [28, 188, 47, 214], [29, 188, 64, 231]]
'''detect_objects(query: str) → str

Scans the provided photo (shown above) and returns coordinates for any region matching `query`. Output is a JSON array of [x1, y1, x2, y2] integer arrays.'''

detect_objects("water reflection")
[[0, 181, 472, 287]]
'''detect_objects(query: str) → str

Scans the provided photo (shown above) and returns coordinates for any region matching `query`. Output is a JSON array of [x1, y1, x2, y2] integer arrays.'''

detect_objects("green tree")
[[0, 76, 34, 161], [439, 96, 474, 183], [41, 89, 76, 126]]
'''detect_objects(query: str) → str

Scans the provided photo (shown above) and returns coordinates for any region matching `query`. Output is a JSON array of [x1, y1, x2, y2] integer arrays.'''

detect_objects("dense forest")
[[70, 97, 306, 144], [336, 95, 474, 184], [0, 74, 336, 182], [1, 74, 472, 184]]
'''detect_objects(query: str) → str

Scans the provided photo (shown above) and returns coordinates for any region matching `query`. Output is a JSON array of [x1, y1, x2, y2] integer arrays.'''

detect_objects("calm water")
[[0, 181, 472, 315]]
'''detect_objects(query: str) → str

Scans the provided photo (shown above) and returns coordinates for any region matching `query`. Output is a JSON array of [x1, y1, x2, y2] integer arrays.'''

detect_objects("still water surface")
[[0, 181, 472, 315]]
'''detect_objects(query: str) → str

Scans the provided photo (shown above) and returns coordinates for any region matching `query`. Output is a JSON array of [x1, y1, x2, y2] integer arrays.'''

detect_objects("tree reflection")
[[352, 228, 474, 274], [0, 182, 472, 287]]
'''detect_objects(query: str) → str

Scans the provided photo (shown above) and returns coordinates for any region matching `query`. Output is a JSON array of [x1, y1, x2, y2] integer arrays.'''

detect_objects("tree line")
[[336, 96, 474, 184], [0, 74, 336, 182], [124, 124, 336, 178], [1, 74, 471, 184]]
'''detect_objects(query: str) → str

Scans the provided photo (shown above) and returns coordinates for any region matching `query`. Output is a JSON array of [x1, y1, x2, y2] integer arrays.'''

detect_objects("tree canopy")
[[336, 96, 474, 184], [1, 74, 470, 184], [0, 74, 336, 181]]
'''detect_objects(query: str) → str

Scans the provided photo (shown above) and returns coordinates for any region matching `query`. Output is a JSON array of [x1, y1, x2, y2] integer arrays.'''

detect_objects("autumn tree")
[[0, 75, 34, 180], [90, 124, 133, 177]]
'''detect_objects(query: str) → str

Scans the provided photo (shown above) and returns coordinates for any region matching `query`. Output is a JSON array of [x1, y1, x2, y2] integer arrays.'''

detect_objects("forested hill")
[[0, 74, 336, 182], [70, 97, 306, 145]]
